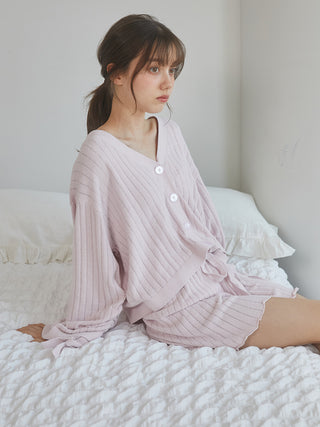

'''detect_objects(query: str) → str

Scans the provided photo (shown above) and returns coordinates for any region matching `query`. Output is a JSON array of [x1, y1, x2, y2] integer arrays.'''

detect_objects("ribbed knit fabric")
[[41, 115, 299, 358], [143, 248, 299, 351]]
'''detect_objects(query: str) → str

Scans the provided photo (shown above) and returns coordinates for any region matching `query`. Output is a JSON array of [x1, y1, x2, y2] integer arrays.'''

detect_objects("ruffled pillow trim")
[[0, 245, 72, 264], [224, 235, 295, 259]]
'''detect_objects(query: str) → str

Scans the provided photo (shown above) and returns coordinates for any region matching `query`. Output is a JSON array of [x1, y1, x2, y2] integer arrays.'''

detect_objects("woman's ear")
[[107, 63, 125, 85], [106, 63, 114, 74]]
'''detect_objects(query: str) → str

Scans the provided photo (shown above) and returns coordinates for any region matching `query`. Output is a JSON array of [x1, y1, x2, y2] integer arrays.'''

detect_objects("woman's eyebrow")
[[150, 58, 179, 65]]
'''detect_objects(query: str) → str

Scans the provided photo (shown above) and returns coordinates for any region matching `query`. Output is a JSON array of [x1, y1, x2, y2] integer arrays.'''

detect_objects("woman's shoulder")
[[71, 132, 117, 186], [75, 130, 118, 166], [70, 141, 113, 207], [85, 128, 115, 149], [163, 116, 188, 154], [161, 116, 185, 145], [159, 115, 180, 131]]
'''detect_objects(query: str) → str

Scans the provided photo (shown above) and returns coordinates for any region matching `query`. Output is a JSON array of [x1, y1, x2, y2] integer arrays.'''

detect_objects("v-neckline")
[[92, 115, 162, 165]]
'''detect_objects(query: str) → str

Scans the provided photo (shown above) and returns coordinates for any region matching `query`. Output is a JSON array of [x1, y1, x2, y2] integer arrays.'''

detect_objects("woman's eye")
[[149, 66, 177, 75]]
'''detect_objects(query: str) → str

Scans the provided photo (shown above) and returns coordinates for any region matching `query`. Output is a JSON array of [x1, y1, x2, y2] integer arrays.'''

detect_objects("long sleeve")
[[41, 199, 126, 359], [174, 122, 226, 249], [191, 162, 226, 250]]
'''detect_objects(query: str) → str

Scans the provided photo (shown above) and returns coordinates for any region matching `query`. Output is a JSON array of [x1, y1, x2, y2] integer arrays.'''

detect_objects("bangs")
[[137, 36, 186, 78]]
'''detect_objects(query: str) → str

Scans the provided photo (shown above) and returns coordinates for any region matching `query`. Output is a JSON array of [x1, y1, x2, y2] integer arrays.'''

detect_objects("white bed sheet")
[[1, 256, 320, 426]]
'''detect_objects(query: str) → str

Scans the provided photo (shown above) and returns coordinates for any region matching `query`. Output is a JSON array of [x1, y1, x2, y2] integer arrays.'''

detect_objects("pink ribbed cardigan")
[[41, 115, 232, 358]]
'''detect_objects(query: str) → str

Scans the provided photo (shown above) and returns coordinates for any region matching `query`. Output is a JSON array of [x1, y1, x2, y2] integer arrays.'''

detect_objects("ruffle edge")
[[224, 235, 295, 259], [0, 245, 72, 264]]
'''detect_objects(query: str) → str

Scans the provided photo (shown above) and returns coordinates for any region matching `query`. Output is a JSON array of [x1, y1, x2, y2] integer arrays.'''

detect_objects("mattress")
[[1, 256, 320, 426]]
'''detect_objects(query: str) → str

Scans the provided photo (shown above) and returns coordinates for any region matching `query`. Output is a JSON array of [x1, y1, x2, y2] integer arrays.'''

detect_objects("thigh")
[[239, 295, 320, 349]]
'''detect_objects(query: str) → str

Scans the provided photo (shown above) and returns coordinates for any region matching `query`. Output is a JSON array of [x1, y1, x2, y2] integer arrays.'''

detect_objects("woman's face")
[[117, 49, 178, 114]]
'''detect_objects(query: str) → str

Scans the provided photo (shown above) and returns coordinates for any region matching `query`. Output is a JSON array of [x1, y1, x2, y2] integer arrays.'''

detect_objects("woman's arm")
[[191, 163, 226, 250], [40, 199, 125, 358]]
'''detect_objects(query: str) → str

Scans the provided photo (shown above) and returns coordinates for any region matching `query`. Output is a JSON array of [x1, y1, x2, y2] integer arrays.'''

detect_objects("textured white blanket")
[[1, 257, 320, 426]]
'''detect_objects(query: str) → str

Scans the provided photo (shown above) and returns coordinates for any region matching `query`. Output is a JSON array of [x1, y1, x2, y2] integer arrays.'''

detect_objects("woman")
[[17, 14, 320, 358]]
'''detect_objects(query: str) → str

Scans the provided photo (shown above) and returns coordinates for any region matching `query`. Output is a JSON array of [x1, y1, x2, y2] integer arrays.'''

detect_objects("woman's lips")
[[157, 97, 169, 102]]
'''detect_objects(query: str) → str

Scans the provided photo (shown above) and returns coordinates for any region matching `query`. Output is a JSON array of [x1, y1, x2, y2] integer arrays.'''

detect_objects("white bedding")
[[1, 256, 320, 426]]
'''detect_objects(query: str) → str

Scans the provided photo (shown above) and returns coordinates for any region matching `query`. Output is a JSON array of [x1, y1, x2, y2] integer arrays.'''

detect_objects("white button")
[[170, 193, 178, 202], [184, 222, 190, 228], [155, 165, 164, 174]]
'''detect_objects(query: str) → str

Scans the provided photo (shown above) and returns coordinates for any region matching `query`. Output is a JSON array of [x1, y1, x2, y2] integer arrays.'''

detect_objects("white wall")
[[3, 1, 319, 298], [0, 0, 240, 192], [241, 0, 320, 298]]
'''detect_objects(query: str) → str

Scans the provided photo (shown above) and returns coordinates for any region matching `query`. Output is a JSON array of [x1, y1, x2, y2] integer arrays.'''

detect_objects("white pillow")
[[0, 189, 72, 264], [206, 187, 295, 259]]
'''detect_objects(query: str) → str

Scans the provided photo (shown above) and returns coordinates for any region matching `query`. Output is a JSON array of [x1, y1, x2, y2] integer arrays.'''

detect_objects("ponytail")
[[85, 78, 113, 134]]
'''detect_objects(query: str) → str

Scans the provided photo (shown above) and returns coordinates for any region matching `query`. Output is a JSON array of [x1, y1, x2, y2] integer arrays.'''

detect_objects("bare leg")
[[290, 294, 320, 351], [239, 293, 320, 350], [295, 294, 320, 352], [295, 294, 308, 300]]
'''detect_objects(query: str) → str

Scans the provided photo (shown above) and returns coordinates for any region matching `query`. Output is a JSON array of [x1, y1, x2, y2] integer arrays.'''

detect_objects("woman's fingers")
[[16, 323, 47, 342]]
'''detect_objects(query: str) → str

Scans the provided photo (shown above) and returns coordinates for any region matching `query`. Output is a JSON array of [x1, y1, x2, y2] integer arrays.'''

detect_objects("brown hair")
[[84, 14, 186, 134]]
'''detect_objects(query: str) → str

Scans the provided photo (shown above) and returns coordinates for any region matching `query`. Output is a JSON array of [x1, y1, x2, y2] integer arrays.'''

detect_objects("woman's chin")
[[147, 105, 166, 114]]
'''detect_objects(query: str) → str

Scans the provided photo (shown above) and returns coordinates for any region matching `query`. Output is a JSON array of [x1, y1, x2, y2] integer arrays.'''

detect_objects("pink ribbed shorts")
[[143, 254, 299, 351]]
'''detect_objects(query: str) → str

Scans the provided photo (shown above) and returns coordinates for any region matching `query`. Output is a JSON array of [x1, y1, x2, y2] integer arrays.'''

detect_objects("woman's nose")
[[161, 71, 174, 89]]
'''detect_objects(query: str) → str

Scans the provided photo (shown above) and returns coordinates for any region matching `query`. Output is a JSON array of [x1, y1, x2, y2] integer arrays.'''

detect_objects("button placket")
[[154, 165, 179, 204]]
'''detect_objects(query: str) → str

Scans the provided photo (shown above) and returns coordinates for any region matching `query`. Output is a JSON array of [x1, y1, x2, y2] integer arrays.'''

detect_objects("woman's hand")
[[16, 323, 47, 342]]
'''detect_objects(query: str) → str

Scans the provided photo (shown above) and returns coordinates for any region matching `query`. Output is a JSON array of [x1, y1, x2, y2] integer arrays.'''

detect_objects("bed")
[[1, 187, 320, 426]]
